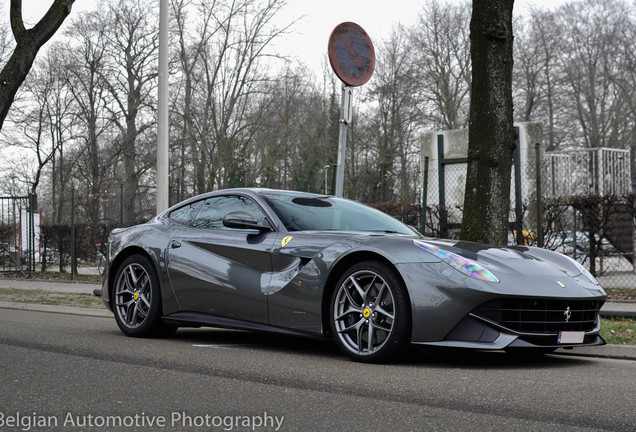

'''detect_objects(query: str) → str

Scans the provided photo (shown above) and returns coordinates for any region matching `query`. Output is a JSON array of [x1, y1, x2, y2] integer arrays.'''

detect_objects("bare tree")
[[522, 9, 565, 151], [619, 7, 636, 174], [64, 11, 113, 224], [461, 0, 515, 245], [410, 0, 472, 130], [0, 10, 14, 66], [42, 48, 77, 223], [367, 26, 422, 202], [513, 15, 544, 122], [101, 0, 159, 224], [0, 0, 75, 130], [195, 0, 290, 190], [251, 66, 336, 192], [557, 0, 633, 149], [2, 48, 76, 221], [171, 0, 219, 196]]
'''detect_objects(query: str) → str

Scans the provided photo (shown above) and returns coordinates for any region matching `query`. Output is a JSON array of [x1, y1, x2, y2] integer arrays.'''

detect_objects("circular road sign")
[[328, 22, 375, 87]]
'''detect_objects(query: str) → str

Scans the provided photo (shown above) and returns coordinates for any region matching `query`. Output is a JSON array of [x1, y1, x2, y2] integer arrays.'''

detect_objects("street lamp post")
[[156, 0, 169, 213]]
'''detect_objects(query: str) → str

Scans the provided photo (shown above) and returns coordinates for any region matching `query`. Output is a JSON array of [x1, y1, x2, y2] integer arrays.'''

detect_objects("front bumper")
[[414, 304, 606, 350]]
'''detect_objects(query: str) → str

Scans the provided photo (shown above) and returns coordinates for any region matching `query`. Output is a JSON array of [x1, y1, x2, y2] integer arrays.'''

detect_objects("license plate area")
[[558, 331, 585, 344]]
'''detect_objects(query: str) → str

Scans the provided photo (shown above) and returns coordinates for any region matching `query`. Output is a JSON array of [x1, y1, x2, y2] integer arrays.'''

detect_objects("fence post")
[[120, 183, 124, 227], [71, 189, 76, 279], [513, 127, 523, 245], [535, 143, 543, 247], [437, 135, 447, 236], [422, 156, 429, 235]]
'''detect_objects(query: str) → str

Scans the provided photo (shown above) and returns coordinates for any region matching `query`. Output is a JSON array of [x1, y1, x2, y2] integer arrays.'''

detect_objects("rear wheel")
[[112, 254, 177, 337], [330, 261, 411, 363]]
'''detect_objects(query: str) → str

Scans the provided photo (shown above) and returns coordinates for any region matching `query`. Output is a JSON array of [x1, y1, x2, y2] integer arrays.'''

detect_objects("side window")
[[191, 195, 267, 230], [168, 201, 203, 226]]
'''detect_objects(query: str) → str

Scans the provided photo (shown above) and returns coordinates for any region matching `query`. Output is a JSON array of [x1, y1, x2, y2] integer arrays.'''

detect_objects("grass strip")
[[0, 288, 105, 309]]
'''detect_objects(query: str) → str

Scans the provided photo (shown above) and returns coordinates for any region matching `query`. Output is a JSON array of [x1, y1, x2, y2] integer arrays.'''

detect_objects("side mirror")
[[222, 211, 271, 231]]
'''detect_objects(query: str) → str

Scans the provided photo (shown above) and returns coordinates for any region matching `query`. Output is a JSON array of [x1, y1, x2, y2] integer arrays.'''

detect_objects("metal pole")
[[513, 127, 523, 245], [335, 86, 352, 197], [156, 0, 169, 213], [422, 157, 429, 235], [324, 165, 330, 195], [120, 183, 124, 227], [535, 143, 543, 247], [71, 189, 76, 279], [437, 135, 447, 236], [330, 165, 337, 195]]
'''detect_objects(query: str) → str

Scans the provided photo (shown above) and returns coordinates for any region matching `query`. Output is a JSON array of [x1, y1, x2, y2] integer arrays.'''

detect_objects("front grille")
[[472, 298, 603, 334]]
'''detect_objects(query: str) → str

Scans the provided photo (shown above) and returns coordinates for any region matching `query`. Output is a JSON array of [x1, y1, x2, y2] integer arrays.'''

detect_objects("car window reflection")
[[191, 195, 267, 230]]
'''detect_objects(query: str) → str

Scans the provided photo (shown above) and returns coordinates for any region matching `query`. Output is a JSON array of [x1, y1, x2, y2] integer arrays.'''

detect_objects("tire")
[[112, 254, 177, 337], [330, 260, 411, 363]]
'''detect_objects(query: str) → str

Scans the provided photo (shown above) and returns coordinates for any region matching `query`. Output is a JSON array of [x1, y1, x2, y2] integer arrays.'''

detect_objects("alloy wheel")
[[332, 269, 397, 357], [114, 262, 153, 329]]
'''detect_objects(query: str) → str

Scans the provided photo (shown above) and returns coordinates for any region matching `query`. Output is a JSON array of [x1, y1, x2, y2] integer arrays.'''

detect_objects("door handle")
[[171, 240, 181, 249]]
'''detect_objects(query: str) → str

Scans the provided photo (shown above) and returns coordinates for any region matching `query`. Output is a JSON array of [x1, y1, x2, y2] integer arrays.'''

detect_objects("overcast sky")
[[23, 0, 569, 75], [272, 0, 569, 74]]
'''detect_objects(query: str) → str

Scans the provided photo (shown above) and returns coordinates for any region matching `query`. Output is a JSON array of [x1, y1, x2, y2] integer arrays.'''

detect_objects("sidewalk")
[[600, 300, 636, 318], [1, 277, 635, 361], [0, 278, 100, 294]]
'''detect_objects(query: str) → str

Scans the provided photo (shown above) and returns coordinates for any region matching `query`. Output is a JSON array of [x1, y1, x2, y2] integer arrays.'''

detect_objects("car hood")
[[420, 239, 596, 282], [278, 233, 584, 278], [273, 232, 603, 292]]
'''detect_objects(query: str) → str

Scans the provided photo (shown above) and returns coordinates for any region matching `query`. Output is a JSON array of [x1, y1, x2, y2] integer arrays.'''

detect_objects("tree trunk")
[[461, 0, 515, 246], [0, 0, 74, 130]]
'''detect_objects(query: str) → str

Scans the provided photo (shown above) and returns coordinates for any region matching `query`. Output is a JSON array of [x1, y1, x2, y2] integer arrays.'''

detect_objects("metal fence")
[[545, 148, 631, 197], [409, 143, 636, 290]]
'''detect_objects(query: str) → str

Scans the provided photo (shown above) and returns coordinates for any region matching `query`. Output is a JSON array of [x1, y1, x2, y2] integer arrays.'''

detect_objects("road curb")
[[0, 301, 111, 318], [554, 345, 636, 361]]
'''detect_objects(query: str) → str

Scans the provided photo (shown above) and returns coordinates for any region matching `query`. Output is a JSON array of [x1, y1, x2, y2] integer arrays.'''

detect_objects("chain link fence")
[[380, 128, 635, 290]]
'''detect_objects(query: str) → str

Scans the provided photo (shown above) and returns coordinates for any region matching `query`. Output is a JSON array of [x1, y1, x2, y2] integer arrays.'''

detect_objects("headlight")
[[565, 255, 600, 286], [413, 240, 499, 283]]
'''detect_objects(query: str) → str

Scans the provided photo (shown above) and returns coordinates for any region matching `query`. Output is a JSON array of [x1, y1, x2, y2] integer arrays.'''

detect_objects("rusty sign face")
[[328, 22, 375, 87]]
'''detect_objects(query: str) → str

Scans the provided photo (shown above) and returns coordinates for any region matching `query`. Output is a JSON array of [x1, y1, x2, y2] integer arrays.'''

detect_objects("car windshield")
[[260, 192, 417, 234]]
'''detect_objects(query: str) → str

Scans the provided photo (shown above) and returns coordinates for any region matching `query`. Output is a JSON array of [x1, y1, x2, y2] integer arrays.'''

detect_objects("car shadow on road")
[[169, 327, 342, 358], [164, 327, 594, 368], [404, 346, 596, 369]]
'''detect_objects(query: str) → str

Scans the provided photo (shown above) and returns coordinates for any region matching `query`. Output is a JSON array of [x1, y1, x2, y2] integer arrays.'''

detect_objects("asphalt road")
[[1, 309, 635, 432]]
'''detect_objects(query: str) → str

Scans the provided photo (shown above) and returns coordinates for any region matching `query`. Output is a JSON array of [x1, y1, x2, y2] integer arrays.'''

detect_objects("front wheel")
[[330, 261, 411, 363], [112, 254, 176, 337]]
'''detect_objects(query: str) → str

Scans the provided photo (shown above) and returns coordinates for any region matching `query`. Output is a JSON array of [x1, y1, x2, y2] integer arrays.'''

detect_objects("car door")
[[166, 194, 276, 323]]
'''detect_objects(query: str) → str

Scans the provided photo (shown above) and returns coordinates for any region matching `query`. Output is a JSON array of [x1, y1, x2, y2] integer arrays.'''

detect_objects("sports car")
[[100, 188, 606, 362]]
